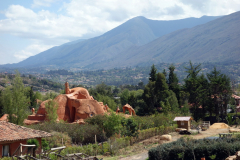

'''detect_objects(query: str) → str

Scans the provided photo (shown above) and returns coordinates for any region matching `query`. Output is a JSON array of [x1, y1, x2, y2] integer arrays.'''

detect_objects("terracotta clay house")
[[0, 121, 51, 158], [174, 116, 193, 131]]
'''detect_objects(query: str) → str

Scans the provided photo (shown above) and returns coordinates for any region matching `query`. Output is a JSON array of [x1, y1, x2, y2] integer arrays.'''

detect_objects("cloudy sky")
[[0, 0, 240, 65]]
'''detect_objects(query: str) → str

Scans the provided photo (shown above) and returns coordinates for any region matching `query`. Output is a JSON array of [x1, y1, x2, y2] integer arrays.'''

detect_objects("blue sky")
[[0, 0, 240, 65]]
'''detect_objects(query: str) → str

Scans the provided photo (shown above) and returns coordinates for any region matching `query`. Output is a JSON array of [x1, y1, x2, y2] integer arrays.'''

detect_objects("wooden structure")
[[40, 146, 66, 159], [12, 143, 37, 160], [173, 116, 193, 131], [201, 121, 210, 129], [219, 133, 233, 138], [12, 145, 101, 160]]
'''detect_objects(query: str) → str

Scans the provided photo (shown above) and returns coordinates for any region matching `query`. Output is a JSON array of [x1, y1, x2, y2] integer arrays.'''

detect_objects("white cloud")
[[14, 43, 54, 61], [31, 0, 58, 8], [2, 1, 240, 43]]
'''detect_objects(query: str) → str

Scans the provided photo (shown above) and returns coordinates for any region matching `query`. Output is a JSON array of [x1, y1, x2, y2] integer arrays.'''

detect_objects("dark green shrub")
[[149, 138, 240, 160], [41, 138, 50, 151], [27, 139, 39, 157], [103, 112, 123, 137], [85, 114, 107, 129], [121, 118, 138, 137]]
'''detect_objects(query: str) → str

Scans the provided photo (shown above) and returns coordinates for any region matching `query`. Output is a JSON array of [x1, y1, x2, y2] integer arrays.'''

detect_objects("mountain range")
[[2, 12, 239, 70]]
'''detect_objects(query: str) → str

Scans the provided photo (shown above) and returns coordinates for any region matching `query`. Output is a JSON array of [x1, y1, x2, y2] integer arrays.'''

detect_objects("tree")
[[142, 81, 156, 114], [168, 65, 180, 105], [120, 89, 130, 106], [207, 67, 231, 120], [121, 118, 138, 137], [96, 93, 118, 111], [155, 73, 179, 113], [24, 86, 35, 109], [149, 64, 157, 82], [128, 91, 137, 108], [185, 61, 201, 79], [1, 71, 29, 125], [27, 139, 39, 157], [45, 100, 58, 123], [196, 74, 210, 119], [163, 69, 167, 78], [42, 92, 58, 101], [168, 90, 179, 112], [103, 112, 123, 137], [95, 82, 113, 97], [184, 62, 202, 120]]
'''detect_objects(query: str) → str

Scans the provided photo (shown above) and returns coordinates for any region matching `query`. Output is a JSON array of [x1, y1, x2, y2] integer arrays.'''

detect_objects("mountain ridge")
[[2, 15, 222, 69], [87, 11, 240, 69]]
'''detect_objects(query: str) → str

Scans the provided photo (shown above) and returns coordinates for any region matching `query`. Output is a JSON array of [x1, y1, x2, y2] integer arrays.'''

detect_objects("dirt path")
[[118, 128, 230, 160]]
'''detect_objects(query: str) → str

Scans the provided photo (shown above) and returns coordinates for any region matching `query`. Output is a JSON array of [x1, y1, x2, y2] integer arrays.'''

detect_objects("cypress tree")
[[149, 64, 157, 82], [207, 67, 231, 120], [184, 61, 202, 120], [168, 65, 180, 105]]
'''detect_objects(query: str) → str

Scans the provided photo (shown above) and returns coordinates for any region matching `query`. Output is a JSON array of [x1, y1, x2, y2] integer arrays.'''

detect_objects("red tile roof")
[[0, 121, 51, 142]]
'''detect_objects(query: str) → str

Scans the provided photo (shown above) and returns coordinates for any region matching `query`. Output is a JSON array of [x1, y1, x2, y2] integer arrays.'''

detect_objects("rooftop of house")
[[174, 116, 193, 121], [0, 121, 51, 142]]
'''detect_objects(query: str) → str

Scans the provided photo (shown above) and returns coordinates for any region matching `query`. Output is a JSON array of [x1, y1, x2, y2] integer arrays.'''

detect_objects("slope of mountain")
[[90, 11, 240, 69], [3, 16, 219, 69]]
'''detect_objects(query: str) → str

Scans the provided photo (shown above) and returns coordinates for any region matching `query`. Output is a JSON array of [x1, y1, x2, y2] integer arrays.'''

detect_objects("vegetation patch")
[[149, 137, 240, 160]]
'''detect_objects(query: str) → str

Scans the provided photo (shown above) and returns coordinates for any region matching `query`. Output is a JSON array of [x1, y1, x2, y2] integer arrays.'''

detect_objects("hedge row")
[[149, 137, 240, 160]]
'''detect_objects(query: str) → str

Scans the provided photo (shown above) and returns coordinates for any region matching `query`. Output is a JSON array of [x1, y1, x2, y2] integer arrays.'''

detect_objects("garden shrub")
[[41, 138, 50, 151], [121, 118, 138, 137], [103, 112, 123, 137], [85, 114, 107, 130], [45, 131, 71, 148], [149, 137, 240, 160], [26, 138, 39, 157], [27, 122, 106, 144]]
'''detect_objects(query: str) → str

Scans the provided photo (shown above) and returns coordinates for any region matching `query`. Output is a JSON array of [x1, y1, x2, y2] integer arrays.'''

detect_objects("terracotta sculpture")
[[31, 108, 35, 115], [122, 104, 136, 116], [24, 82, 110, 125], [116, 104, 136, 118]]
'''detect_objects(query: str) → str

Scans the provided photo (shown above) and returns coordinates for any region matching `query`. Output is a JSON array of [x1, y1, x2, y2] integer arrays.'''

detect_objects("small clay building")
[[174, 116, 193, 131], [0, 121, 51, 158]]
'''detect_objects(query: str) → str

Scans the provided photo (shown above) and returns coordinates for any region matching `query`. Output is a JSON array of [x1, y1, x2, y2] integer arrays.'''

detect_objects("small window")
[[181, 121, 184, 126], [2, 145, 9, 157]]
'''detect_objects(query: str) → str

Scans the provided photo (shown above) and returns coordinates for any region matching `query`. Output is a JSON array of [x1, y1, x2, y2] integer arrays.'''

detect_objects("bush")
[[103, 112, 123, 137], [45, 131, 71, 148], [133, 113, 177, 130], [85, 114, 107, 130], [121, 118, 138, 137], [149, 137, 240, 160], [27, 139, 39, 157], [27, 122, 106, 144]]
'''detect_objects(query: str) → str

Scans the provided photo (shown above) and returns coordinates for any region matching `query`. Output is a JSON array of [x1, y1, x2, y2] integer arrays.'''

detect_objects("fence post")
[[102, 142, 103, 154]]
